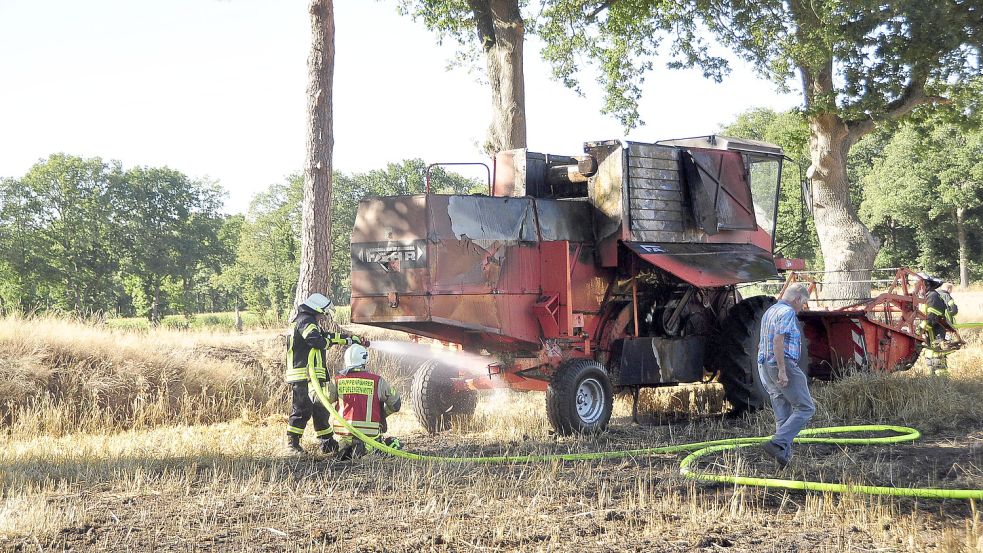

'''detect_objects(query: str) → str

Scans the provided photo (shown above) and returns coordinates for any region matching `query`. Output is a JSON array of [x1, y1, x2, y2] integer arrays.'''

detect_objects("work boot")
[[336, 441, 366, 461], [285, 433, 305, 455], [761, 441, 789, 468], [319, 436, 339, 455], [381, 436, 403, 451]]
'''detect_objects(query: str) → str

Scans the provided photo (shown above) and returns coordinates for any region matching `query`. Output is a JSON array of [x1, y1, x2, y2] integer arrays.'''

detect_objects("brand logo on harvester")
[[353, 241, 427, 269], [360, 245, 420, 263]]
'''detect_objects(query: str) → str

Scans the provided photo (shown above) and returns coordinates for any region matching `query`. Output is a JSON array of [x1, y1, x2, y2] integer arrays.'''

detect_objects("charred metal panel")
[[617, 336, 706, 386], [625, 242, 778, 287], [625, 144, 695, 243], [536, 199, 594, 242], [429, 195, 537, 293], [440, 195, 538, 242]]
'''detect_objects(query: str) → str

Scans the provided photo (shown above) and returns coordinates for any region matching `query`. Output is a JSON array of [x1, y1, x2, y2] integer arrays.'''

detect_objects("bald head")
[[940, 282, 954, 293]]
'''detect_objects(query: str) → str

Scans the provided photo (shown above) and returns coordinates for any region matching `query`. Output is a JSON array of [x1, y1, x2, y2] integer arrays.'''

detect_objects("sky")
[[0, 0, 800, 214]]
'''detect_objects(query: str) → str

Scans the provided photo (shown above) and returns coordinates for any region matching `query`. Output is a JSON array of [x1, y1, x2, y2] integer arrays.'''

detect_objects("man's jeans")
[[757, 359, 816, 460]]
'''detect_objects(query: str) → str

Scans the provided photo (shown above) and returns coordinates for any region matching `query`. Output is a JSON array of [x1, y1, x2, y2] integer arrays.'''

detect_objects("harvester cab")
[[351, 135, 804, 435]]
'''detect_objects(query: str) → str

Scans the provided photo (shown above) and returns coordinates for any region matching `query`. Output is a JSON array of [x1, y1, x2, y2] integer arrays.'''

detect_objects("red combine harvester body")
[[350, 137, 933, 435]]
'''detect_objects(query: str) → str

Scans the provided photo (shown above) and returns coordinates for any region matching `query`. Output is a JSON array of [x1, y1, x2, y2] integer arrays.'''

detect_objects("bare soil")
[[3, 416, 981, 552]]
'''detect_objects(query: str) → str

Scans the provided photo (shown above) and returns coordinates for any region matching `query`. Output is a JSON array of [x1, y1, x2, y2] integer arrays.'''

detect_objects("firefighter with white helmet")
[[325, 344, 402, 460], [284, 293, 368, 455]]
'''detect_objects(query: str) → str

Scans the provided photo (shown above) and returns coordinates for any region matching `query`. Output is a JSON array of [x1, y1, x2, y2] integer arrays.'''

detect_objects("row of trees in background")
[[0, 155, 228, 322], [0, 157, 479, 321]]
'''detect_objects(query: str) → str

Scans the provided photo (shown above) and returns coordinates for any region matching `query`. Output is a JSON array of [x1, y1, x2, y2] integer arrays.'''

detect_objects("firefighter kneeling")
[[326, 344, 402, 460]]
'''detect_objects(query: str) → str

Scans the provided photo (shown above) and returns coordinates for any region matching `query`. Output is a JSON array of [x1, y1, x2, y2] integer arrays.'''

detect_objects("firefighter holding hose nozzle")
[[284, 293, 368, 455], [325, 344, 403, 460]]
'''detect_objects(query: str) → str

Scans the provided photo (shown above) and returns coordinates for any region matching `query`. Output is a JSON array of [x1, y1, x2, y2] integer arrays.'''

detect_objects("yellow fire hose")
[[309, 367, 983, 500]]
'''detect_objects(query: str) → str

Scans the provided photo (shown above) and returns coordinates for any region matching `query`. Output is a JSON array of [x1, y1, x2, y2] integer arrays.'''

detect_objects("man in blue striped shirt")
[[757, 283, 815, 467]]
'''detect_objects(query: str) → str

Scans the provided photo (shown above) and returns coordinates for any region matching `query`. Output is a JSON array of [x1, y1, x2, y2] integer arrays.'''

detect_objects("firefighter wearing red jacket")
[[326, 344, 402, 460]]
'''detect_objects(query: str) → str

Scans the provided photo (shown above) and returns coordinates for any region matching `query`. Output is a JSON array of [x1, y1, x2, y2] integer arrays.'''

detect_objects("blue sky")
[[0, 0, 799, 213]]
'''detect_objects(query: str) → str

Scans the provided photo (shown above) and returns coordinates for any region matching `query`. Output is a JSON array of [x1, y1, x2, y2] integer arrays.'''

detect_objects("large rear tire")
[[546, 359, 613, 435], [411, 360, 478, 434], [716, 296, 775, 415]]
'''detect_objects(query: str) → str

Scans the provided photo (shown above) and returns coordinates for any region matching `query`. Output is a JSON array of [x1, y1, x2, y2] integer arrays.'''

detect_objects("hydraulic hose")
[[308, 368, 983, 500]]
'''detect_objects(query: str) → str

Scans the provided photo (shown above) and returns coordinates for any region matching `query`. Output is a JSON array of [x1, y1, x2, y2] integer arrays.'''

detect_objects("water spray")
[[368, 340, 493, 377]]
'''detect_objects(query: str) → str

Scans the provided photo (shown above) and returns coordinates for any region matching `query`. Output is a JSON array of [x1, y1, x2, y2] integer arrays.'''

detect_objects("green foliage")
[[861, 116, 983, 280], [0, 156, 234, 321], [538, 1, 982, 130], [105, 311, 281, 332]]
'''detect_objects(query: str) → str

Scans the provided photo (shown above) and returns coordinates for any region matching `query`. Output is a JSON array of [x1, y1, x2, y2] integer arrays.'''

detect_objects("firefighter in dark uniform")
[[918, 275, 957, 375], [326, 344, 402, 460], [284, 293, 367, 454]]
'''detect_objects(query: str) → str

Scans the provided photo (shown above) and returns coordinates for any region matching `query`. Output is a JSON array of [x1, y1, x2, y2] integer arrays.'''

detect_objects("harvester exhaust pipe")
[[545, 156, 597, 186]]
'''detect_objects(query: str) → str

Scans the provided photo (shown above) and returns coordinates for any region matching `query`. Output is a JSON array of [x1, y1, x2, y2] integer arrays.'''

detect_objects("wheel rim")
[[575, 377, 605, 424]]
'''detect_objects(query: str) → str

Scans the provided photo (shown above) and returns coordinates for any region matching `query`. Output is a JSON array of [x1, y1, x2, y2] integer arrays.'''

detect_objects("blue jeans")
[[757, 359, 816, 460]]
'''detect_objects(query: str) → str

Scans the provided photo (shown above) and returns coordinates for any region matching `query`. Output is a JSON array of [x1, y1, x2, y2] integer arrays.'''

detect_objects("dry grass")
[[1, 315, 982, 551]]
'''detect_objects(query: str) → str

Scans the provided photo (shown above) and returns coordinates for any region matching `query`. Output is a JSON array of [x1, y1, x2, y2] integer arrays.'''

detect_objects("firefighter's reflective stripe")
[[315, 428, 333, 437], [328, 332, 358, 346], [284, 334, 310, 382], [927, 306, 944, 317], [285, 321, 328, 382], [308, 347, 327, 381], [287, 425, 305, 435]]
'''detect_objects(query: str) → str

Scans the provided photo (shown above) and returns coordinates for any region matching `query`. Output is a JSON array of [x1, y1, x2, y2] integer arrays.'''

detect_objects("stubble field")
[[1, 308, 982, 552]]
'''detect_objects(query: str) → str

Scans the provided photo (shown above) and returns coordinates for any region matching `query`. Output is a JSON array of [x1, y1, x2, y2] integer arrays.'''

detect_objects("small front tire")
[[546, 359, 613, 435]]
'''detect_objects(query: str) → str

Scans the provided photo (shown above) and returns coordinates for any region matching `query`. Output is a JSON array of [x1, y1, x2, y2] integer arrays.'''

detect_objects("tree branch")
[[845, 76, 949, 144], [469, 0, 496, 50], [588, 0, 618, 20]]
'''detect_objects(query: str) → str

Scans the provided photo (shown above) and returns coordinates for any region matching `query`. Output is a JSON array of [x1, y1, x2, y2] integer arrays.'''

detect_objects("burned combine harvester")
[[350, 137, 926, 435]]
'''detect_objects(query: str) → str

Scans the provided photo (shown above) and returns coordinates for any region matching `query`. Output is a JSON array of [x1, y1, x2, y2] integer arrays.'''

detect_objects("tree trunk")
[[807, 113, 880, 303], [471, 0, 526, 154], [957, 206, 968, 288], [295, 0, 335, 310], [150, 280, 162, 327]]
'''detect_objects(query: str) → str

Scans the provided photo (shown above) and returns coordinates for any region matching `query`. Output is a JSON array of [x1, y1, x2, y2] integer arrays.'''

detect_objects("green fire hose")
[[308, 367, 983, 500]]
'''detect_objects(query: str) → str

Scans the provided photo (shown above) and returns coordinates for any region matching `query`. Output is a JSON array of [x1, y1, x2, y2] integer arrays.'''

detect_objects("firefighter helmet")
[[301, 293, 333, 314], [917, 272, 943, 290], [343, 344, 369, 371]]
